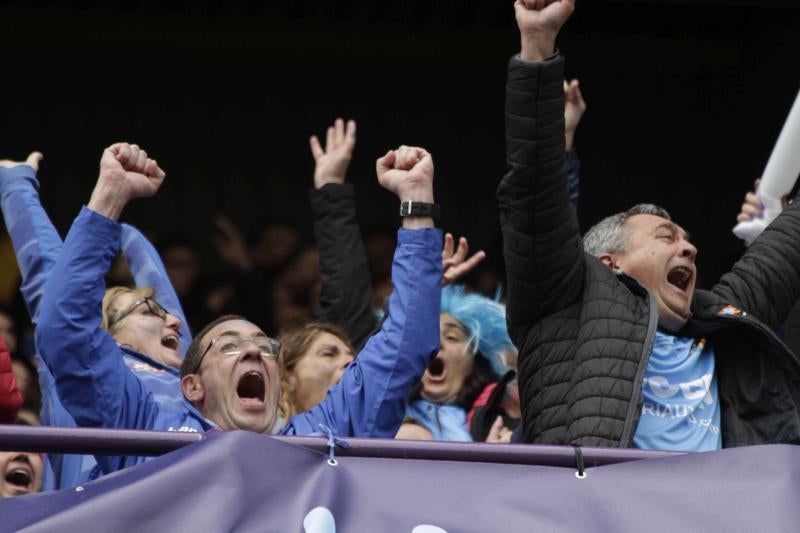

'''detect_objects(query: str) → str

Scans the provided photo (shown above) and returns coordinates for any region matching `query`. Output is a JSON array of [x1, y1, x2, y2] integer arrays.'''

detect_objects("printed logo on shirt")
[[168, 426, 199, 433], [718, 305, 745, 317], [641, 372, 720, 435], [643, 373, 714, 404], [128, 361, 165, 375]]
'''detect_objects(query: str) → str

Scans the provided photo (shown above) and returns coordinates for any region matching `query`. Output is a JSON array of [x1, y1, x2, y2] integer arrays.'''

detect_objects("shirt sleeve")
[[0, 165, 63, 324]]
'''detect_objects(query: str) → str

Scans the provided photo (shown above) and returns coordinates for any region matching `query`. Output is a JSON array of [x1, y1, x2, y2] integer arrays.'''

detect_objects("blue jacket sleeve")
[[0, 166, 104, 487], [36, 207, 160, 436], [0, 165, 63, 324], [120, 224, 192, 357], [283, 227, 442, 438]]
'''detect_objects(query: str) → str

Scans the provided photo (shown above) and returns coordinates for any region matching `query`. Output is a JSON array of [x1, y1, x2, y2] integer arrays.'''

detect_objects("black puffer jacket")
[[498, 53, 800, 447]]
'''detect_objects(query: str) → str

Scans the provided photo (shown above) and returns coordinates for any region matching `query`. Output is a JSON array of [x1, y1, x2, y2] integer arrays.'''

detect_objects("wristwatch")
[[399, 201, 440, 221]]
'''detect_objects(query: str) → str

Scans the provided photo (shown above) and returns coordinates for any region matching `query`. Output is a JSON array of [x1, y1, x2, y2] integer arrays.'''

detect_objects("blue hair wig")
[[439, 285, 516, 377]]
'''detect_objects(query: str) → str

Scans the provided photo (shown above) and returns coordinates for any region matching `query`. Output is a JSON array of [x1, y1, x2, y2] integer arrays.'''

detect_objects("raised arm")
[[0, 152, 63, 324], [712, 187, 800, 331], [308, 118, 376, 348], [36, 144, 166, 436], [286, 145, 442, 437], [120, 223, 192, 357], [497, 0, 580, 344]]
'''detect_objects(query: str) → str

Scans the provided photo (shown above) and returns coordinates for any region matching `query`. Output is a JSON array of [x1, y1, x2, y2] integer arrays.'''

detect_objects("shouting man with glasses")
[[36, 142, 441, 476]]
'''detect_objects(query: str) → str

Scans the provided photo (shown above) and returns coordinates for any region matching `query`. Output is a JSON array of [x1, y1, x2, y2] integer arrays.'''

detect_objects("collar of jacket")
[[615, 272, 660, 447], [120, 345, 180, 376]]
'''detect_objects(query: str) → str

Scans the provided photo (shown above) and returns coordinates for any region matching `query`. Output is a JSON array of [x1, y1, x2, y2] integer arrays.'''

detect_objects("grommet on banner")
[[318, 423, 350, 467], [572, 445, 587, 479]]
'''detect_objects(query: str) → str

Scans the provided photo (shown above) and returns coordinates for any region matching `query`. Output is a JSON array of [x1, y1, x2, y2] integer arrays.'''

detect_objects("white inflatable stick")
[[733, 89, 800, 244]]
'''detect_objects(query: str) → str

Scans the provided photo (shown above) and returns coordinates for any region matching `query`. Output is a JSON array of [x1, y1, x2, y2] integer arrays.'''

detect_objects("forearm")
[[36, 207, 143, 428], [311, 183, 376, 347], [121, 223, 192, 356], [0, 166, 64, 323], [713, 199, 800, 329], [498, 53, 583, 336], [287, 227, 442, 437]]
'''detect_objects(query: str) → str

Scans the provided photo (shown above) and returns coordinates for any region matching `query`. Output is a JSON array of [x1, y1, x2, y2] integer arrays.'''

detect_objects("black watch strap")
[[399, 201, 440, 221]]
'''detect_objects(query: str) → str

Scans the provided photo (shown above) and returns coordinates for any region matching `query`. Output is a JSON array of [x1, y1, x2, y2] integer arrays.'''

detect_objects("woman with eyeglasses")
[[0, 150, 190, 489], [101, 289, 183, 370]]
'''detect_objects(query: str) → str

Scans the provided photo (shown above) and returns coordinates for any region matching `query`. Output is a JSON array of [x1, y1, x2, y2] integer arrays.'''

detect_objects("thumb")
[[26, 151, 43, 172]]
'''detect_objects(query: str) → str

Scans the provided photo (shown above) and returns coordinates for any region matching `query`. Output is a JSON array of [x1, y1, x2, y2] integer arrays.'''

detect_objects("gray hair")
[[583, 204, 672, 256]]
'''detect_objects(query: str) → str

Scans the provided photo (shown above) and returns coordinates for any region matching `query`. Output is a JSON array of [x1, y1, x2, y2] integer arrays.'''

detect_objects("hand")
[[564, 79, 586, 151], [486, 416, 513, 443], [376, 145, 434, 202], [736, 178, 791, 223], [442, 233, 486, 285], [212, 214, 252, 270], [515, 0, 575, 61], [376, 146, 435, 229], [88, 143, 165, 221], [309, 118, 357, 189], [0, 151, 43, 172]]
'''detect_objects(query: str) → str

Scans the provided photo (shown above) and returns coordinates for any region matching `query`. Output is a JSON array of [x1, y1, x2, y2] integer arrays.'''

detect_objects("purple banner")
[[1, 431, 798, 532]]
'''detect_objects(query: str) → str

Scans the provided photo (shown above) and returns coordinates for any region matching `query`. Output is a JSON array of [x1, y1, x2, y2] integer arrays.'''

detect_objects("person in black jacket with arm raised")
[[501, 0, 800, 450]]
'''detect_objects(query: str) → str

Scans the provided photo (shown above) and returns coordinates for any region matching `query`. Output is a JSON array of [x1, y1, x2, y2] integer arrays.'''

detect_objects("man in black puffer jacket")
[[500, 0, 800, 450]]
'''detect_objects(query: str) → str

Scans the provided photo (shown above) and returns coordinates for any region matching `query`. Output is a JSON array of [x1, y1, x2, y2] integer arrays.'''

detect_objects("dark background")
[[1, 0, 799, 289]]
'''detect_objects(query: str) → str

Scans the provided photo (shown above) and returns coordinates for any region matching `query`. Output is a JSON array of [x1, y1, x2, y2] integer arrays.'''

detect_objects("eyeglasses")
[[109, 297, 168, 329], [192, 334, 281, 374]]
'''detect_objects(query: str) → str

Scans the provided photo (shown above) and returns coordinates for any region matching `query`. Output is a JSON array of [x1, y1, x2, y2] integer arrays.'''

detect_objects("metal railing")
[[0, 425, 683, 467]]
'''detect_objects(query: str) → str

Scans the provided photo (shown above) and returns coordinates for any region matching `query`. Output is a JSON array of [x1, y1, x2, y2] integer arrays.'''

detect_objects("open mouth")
[[667, 266, 693, 292], [161, 334, 179, 352], [236, 371, 266, 403], [425, 357, 446, 382], [5, 456, 33, 492]]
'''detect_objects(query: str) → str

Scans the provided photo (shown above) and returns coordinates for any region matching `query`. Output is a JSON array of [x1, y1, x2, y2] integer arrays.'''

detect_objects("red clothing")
[[0, 337, 23, 424], [467, 382, 498, 429]]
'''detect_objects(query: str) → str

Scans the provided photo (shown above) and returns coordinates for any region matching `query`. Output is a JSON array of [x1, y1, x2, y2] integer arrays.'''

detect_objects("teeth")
[[668, 267, 692, 289], [6, 468, 32, 487], [161, 334, 179, 349]]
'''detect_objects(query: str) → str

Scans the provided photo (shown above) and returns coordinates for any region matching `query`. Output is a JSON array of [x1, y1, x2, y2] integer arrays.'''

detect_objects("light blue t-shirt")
[[632, 331, 722, 452], [406, 399, 473, 442]]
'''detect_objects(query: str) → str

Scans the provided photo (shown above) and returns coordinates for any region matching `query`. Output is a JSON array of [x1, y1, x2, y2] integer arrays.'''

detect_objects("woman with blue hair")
[[397, 285, 516, 442]]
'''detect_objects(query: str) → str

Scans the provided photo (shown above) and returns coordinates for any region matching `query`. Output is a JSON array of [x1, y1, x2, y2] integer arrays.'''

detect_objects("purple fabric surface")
[[0, 430, 797, 532]]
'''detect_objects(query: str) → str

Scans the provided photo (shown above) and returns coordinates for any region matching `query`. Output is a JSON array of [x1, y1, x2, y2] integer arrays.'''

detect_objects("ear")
[[598, 253, 623, 273], [181, 374, 205, 404]]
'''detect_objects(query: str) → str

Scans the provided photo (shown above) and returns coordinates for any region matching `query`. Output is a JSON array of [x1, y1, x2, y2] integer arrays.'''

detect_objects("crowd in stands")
[[1, 0, 800, 501]]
